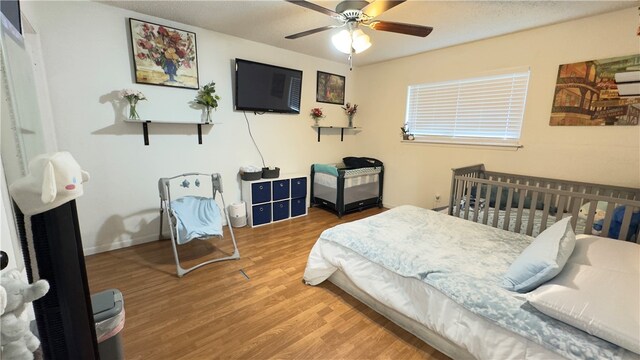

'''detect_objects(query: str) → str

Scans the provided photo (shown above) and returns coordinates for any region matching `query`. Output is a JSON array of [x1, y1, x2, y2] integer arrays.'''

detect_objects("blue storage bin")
[[272, 200, 290, 221], [291, 197, 306, 217], [272, 180, 290, 201], [251, 182, 271, 204], [291, 177, 307, 198], [252, 204, 271, 225]]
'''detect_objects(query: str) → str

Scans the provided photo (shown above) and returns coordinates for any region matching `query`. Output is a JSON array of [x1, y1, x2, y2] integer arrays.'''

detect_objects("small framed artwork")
[[129, 18, 199, 89], [316, 71, 345, 105]]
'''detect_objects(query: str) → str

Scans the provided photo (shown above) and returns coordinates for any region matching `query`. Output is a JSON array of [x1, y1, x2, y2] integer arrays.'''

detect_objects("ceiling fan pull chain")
[[349, 52, 353, 71]]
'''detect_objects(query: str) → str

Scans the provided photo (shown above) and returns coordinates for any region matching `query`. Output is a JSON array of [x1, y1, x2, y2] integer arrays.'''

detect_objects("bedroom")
[[0, 0, 638, 359]]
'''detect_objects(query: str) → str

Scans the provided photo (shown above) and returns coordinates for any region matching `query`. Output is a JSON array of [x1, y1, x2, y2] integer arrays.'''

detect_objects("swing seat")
[[171, 196, 222, 244], [158, 173, 240, 277]]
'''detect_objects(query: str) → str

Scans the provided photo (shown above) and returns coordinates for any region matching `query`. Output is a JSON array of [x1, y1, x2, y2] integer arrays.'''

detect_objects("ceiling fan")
[[285, 0, 433, 59]]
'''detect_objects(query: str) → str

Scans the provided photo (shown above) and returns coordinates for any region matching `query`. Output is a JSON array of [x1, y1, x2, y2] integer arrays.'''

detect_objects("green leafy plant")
[[194, 81, 221, 122]]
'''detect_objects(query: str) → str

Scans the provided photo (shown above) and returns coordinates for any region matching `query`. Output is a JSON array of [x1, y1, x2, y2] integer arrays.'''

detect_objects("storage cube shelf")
[[241, 174, 308, 227]]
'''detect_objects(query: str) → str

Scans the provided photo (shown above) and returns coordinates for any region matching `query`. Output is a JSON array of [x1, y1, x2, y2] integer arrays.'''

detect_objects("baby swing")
[[158, 173, 239, 277]]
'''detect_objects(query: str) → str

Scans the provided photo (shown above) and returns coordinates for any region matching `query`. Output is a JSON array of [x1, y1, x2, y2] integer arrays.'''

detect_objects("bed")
[[305, 164, 640, 359], [304, 205, 640, 360], [449, 164, 640, 241], [310, 163, 384, 217]]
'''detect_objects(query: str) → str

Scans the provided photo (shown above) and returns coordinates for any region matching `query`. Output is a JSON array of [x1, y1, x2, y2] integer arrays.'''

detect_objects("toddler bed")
[[310, 163, 383, 217], [448, 164, 640, 241], [304, 206, 640, 360]]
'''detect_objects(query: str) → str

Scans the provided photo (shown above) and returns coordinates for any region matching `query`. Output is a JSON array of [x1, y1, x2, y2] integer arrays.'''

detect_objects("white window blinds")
[[405, 70, 530, 146]]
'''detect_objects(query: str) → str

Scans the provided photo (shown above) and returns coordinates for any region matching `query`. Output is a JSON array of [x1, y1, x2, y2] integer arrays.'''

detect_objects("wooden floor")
[[86, 207, 450, 360]]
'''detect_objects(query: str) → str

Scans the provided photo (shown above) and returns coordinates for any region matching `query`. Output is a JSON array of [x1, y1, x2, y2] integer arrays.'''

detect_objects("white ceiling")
[[101, 0, 637, 67]]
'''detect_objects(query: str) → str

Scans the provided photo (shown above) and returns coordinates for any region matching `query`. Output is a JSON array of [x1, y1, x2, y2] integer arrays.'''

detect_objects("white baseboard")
[[83, 233, 167, 256]]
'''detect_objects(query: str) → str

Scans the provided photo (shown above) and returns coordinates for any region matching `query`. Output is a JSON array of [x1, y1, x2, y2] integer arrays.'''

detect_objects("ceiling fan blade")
[[285, 0, 340, 17], [285, 25, 341, 39], [361, 0, 406, 18], [368, 20, 433, 37]]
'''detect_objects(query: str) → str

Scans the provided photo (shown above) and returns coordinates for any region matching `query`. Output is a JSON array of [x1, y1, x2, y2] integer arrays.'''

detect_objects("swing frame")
[[158, 173, 240, 277]]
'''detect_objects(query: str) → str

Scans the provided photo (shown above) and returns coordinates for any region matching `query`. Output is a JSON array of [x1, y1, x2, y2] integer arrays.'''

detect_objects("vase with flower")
[[342, 102, 358, 128], [120, 89, 147, 120], [194, 81, 220, 123], [310, 107, 324, 126]]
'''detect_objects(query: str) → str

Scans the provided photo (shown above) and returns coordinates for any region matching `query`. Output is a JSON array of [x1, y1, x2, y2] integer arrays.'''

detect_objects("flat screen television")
[[1, 0, 22, 41], [235, 58, 302, 114]]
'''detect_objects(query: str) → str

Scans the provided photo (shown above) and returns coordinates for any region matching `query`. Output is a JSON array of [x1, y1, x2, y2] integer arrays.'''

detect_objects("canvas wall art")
[[316, 71, 345, 105], [129, 18, 199, 89], [549, 54, 640, 126]]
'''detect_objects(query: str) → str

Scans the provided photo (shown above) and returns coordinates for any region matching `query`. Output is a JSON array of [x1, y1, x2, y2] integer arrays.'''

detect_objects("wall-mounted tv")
[[234, 58, 302, 114], [1, 0, 22, 41]]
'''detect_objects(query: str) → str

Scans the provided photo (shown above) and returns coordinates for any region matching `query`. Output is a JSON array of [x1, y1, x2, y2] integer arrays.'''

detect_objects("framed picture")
[[316, 71, 345, 105], [549, 54, 640, 126], [129, 18, 199, 89]]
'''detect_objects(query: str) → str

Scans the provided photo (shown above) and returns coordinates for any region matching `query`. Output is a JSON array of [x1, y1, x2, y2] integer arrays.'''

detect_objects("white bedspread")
[[304, 206, 639, 360]]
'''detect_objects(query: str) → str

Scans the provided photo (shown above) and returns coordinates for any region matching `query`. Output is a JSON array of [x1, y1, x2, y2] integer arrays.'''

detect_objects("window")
[[405, 69, 530, 147]]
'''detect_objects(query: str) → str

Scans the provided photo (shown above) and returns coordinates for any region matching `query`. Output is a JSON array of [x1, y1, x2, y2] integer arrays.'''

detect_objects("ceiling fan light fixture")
[[351, 29, 371, 53], [332, 29, 353, 54], [332, 28, 371, 55], [285, 0, 434, 62]]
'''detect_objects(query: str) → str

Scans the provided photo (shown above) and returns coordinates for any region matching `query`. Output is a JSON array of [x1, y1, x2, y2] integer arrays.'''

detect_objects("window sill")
[[401, 139, 523, 149]]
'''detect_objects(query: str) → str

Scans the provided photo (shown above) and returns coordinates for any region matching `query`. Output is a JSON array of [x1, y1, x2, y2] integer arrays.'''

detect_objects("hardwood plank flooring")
[[86, 207, 450, 360]]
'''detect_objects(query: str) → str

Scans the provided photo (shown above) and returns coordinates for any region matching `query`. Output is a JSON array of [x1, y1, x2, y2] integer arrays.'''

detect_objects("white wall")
[[22, 1, 358, 254], [352, 7, 640, 209], [20, 3, 640, 254]]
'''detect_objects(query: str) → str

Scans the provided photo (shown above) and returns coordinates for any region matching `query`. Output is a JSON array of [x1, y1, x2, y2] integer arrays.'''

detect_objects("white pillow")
[[568, 234, 640, 273], [502, 217, 576, 293], [528, 263, 640, 353]]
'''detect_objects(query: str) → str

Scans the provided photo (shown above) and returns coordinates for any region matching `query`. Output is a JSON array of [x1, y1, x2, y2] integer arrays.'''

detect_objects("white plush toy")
[[0, 270, 49, 360], [9, 151, 90, 216], [578, 201, 608, 222]]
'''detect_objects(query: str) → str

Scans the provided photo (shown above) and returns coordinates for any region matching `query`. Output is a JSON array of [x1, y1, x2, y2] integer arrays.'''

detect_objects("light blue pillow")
[[502, 216, 576, 293]]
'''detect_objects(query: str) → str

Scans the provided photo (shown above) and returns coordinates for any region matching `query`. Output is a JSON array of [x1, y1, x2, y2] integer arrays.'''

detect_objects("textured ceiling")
[[101, 0, 637, 67]]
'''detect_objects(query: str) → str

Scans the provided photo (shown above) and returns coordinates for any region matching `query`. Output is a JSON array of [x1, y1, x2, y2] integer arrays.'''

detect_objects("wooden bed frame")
[[449, 164, 640, 242]]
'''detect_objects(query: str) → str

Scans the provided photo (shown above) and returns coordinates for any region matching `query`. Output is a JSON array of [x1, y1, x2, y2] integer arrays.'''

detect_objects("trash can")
[[92, 289, 125, 360]]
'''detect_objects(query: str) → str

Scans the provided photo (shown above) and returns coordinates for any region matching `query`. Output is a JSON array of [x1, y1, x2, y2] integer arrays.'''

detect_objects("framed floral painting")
[[129, 18, 199, 89], [316, 71, 345, 105]]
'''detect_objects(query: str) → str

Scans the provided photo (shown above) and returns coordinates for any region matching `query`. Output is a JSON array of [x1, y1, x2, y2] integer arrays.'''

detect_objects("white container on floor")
[[228, 202, 247, 227]]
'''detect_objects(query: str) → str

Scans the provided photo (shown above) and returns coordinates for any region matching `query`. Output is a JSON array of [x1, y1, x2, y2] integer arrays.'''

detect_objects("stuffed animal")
[[0, 270, 49, 360], [578, 201, 608, 224], [593, 206, 640, 241], [9, 151, 90, 216]]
